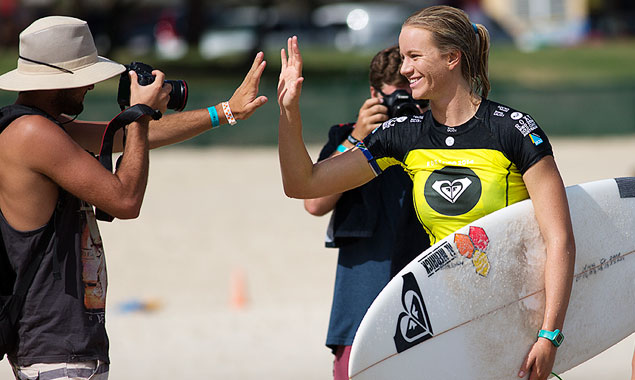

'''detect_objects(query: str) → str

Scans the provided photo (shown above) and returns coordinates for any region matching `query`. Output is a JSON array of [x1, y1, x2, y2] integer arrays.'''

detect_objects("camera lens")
[[383, 89, 422, 118], [165, 79, 188, 112], [393, 103, 421, 118], [116, 62, 188, 112]]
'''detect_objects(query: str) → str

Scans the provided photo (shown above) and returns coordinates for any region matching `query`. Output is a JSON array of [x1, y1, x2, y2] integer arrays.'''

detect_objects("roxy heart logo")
[[394, 272, 433, 353], [454, 226, 491, 277], [424, 166, 482, 216], [431, 177, 472, 204]]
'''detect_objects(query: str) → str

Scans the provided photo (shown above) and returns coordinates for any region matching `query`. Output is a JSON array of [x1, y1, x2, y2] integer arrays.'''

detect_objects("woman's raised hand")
[[277, 36, 304, 110]]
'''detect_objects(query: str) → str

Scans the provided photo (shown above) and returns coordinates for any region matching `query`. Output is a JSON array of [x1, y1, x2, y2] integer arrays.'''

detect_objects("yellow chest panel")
[[385, 149, 529, 243]]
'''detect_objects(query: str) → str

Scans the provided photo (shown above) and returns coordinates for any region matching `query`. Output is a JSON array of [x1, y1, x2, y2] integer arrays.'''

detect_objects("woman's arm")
[[518, 155, 576, 380], [305, 95, 390, 216], [278, 36, 375, 199]]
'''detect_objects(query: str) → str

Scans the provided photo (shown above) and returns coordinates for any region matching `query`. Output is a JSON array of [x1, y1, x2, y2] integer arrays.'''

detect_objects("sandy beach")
[[1, 136, 634, 379]]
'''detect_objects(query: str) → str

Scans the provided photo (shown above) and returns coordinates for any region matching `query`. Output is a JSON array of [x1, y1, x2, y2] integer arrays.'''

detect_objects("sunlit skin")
[[399, 27, 450, 102], [399, 26, 480, 127]]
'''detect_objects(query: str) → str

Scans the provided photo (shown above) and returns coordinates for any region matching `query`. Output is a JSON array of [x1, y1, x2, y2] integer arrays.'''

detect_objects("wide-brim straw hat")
[[0, 16, 125, 91]]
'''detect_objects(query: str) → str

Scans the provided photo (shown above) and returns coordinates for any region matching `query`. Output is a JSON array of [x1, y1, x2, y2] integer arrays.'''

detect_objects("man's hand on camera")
[[129, 70, 170, 114], [228, 51, 268, 120], [352, 97, 389, 141]]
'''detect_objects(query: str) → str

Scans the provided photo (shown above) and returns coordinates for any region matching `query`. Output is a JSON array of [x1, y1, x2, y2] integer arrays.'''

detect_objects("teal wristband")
[[207, 106, 220, 128], [336, 144, 348, 153], [537, 329, 564, 347]]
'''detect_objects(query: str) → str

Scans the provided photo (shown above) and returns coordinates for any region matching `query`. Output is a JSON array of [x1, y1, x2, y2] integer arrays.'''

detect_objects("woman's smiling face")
[[399, 26, 452, 102]]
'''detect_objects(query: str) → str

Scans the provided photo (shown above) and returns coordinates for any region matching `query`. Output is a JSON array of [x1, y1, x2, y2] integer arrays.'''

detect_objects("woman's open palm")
[[277, 36, 304, 109]]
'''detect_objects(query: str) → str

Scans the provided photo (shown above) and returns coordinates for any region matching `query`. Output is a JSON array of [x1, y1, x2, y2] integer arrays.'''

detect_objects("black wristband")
[[347, 134, 360, 145]]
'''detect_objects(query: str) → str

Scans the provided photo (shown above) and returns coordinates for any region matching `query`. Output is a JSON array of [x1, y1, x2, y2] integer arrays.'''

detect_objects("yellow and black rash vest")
[[360, 99, 553, 244]]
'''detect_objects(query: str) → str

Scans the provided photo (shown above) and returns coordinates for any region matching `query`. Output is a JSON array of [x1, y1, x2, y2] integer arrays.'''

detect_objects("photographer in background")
[[303, 45, 429, 380], [0, 16, 266, 379]]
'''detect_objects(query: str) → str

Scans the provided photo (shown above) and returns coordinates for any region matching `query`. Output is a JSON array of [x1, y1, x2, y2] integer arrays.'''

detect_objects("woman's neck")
[[429, 84, 481, 127]]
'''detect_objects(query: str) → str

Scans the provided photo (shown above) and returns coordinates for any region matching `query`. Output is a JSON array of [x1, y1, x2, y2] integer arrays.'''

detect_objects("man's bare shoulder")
[[3, 113, 62, 137], [1, 114, 74, 152], [0, 113, 87, 173], [0, 114, 69, 230]]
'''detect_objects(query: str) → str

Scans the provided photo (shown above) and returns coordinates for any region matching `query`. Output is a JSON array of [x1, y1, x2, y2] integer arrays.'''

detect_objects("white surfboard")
[[349, 177, 635, 380]]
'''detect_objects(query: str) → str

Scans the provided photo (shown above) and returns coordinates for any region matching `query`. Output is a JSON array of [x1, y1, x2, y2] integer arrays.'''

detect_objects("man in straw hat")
[[0, 16, 267, 379]]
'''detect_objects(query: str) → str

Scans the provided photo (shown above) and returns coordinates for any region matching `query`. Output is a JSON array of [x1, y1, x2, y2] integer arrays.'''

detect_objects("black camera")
[[382, 89, 428, 118], [117, 62, 188, 112]]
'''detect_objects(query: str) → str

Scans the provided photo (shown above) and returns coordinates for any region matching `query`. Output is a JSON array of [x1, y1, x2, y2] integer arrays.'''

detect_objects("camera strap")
[[96, 104, 160, 222]]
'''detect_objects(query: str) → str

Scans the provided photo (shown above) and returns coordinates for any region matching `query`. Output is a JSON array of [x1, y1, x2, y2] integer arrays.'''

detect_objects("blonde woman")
[[277, 6, 575, 380]]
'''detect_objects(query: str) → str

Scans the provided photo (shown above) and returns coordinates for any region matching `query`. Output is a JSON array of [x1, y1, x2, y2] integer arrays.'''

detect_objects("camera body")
[[117, 61, 188, 112], [382, 89, 428, 118]]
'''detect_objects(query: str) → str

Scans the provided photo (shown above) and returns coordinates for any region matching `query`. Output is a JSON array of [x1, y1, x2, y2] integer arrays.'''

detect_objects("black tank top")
[[0, 105, 109, 365]]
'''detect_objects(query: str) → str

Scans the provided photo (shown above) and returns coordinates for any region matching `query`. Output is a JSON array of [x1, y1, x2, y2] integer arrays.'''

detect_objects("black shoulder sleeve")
[[363, 115, 423, 163], [496, 109, 553, 174]]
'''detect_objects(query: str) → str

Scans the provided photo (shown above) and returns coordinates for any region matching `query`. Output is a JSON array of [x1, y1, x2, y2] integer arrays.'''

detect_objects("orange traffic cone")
[[230, 268, 248, 310]]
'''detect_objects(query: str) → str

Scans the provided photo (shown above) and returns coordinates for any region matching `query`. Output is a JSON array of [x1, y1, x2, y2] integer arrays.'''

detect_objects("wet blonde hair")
[[403, 5, 491, 98]]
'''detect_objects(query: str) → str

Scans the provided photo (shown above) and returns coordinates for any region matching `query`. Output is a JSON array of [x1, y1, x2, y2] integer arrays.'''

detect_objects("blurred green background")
[[0, 1, 634, 146], [3, 40, 633, 146]]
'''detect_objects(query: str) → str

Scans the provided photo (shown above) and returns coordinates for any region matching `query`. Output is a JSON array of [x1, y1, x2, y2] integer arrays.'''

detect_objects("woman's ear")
[[446, 49, 462, 71]]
